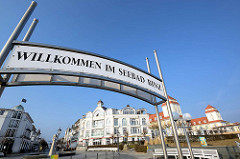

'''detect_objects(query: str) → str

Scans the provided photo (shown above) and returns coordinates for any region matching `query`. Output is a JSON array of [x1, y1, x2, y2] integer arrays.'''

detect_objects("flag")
[[22, 98, 27, 103]]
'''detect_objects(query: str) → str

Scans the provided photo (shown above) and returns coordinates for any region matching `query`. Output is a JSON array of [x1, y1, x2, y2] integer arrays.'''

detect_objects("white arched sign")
[[1, 41, 166, 105]]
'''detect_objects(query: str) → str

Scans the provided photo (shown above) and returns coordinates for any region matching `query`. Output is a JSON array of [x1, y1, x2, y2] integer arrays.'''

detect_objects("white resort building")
[[65, 98, 239, 148], [190, 105, 228, 135], [64, 100, 151, 148], [0, 105, 34, 153]]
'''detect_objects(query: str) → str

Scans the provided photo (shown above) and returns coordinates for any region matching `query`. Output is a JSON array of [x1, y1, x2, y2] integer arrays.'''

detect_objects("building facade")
[[65, 98, 239, 148], [190, 105, 228, 135], [149, 96, 185, 137], [149, 96, 235, 137], [0, 105, 34, 153], [64, 100, 151, 148]]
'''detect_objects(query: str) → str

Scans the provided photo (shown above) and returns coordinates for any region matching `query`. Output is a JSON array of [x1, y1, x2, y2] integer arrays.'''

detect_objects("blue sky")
[[0, 0, 239, 141]]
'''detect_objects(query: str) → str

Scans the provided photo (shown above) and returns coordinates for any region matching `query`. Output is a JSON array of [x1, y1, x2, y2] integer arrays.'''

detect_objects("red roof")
[[149, 112, 167, 122], [168, 96, 176, 100], [205, 105, 219, 113], [149, 112, 183, 122], [191, 117, 208, 125], [205, 105, 215, 110], [162, 101, 180, 107], [191, 117, 224, 125]]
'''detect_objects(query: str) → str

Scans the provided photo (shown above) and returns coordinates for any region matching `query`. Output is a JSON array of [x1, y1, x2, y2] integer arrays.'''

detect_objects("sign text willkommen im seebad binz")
[[4, 44, 164, 98]]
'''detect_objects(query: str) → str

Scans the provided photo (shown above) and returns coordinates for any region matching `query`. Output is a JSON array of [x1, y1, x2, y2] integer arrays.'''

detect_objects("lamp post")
[[182, 113, 194, 159], [49, 128, 62, 157], [173, 112, 194, 159], [117, 129, 120, 155]]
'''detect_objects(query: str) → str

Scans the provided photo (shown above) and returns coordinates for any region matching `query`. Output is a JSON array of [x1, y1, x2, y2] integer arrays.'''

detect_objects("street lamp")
[[117, 129, 120, 155], [49, 128, 62, 157], [173, 112, 194, 159]]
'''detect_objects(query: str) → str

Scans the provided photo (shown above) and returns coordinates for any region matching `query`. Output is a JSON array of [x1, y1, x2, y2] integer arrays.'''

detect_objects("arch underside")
[[0, 70, 166, 105]]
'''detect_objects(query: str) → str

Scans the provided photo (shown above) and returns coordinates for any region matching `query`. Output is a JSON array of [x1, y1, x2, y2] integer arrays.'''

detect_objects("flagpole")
[[0, 1, 37, 67], [146, 57, 168, 158], [0, 1, 37, 98], [154, 50, 183, 159]]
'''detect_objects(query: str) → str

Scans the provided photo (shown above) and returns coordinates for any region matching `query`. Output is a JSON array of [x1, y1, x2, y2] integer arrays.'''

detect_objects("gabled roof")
[[191, 117, 208, 126], [190, 117, 225, 126], [168, 96, 176, 100], [205, 105, 215, 110], [205, 105, 219, 113]]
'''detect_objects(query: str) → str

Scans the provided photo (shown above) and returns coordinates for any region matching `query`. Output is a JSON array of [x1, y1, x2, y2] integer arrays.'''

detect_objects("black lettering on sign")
[[106, 65, 115, 73], [118, 68, 145, 83], [17, 51, 32, 60], [148, 79, 161, 90]]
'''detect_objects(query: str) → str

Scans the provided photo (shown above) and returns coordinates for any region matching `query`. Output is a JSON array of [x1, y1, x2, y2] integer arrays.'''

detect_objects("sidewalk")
[[2, 151, 154, 159]]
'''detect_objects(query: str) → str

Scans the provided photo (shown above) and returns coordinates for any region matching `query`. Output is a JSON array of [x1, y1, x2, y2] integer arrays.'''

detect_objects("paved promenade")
[[3, 151, 156, 159]]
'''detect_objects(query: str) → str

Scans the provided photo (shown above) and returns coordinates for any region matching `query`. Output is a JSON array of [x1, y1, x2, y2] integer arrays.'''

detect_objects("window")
[[198, 121, 201, 124], [113, 109, 119, 114], [24, 128, 31, 138], [92, 129, 104, 136], [123, 106, 134, 114], [85, 130, 90, 137], [94, 110, 103, 117], [123, 110, 134, 114], [0, 110, 5, 115], [131, 127, 139, 134], [142, 118, 146, 125], [123, 127, 127, 134], [106, 138, 111, 145], [17, 112, 22, 119], [114, 127, 119, 134], [5, 129, 16, 137], [193, 122, 196, 125], [130, 119, 138, 125], [9, 120, 19, 128], [93, 120, 103, 127], [12, 111, 17, 118], [114, 118, 118, 126], [106, 128, 111, 135], [122, 118, 127, 126], [143, 127, 147, 134], [12, 111, 22, 119]]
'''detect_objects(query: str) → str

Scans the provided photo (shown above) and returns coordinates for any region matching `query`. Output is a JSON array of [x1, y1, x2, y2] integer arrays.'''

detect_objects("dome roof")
[[12, 105, 24, 111]]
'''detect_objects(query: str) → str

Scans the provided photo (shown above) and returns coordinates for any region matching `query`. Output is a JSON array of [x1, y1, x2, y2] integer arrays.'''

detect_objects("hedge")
[[166, 134, 238, 143], [135, 145, 147, 153]]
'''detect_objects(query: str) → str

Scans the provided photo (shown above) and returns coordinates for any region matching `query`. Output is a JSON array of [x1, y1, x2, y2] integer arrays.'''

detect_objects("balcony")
[[91, 132, 104, 137], [92, 125, 104, 128]]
